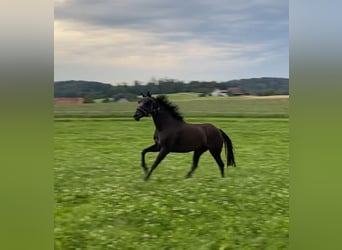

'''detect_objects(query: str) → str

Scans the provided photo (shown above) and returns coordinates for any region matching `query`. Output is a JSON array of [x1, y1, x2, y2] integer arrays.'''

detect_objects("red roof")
[[227, 87, 244, 95], [54, 97, 84, 104]]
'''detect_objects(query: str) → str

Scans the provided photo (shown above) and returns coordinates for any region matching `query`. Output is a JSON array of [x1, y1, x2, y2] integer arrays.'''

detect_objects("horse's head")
[[133, 92, 159, 121]]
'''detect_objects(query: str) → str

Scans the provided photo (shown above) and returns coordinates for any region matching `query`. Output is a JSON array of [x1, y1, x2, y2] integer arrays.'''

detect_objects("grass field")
[[54, 93, 289, 118], [54, 117, 289, 249]]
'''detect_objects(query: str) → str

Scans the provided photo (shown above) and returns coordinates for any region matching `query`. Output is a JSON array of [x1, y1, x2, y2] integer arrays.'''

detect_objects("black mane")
[[155, 95, 184, 121]]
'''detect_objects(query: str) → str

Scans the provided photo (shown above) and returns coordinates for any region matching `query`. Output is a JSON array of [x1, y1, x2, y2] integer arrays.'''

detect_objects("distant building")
[[227, 87, 248, 96], [54, 97, 84, 104], [116, 98, 128, 103], [211, 89, 228, 97]]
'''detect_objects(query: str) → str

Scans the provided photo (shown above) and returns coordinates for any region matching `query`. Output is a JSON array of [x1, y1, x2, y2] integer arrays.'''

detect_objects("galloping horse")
[[134, 92, 236, 180]]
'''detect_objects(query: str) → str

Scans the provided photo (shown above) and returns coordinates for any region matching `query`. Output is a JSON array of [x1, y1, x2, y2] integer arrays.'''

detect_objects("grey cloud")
[[55, 0, 288, 44], [55, 0, 288, 82]]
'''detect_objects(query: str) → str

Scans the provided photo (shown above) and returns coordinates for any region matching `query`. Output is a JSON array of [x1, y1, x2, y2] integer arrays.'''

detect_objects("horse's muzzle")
[[134, 107, 149, 121], [133, 111, 143, 121]]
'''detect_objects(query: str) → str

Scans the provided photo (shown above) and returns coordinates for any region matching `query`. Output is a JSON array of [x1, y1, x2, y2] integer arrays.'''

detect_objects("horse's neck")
[[152, 111, 183, 131]]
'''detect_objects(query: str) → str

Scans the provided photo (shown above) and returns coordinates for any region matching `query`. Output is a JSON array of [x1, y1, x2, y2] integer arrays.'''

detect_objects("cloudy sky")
[[54, 0, 288, 84]]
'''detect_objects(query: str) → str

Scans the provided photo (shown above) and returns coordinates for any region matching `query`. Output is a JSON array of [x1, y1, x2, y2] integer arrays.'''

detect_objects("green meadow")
[[55, 113, 289, 248], [54, 93, 289, 118]]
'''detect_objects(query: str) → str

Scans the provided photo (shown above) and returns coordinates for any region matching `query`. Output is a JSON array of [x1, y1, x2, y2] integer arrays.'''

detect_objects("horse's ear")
[[140, 92, 145, 97], [147, 91, 151, 97]]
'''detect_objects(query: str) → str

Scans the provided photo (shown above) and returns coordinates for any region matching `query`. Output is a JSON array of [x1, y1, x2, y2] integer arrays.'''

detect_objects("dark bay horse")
[[133, 92, 236, 181]]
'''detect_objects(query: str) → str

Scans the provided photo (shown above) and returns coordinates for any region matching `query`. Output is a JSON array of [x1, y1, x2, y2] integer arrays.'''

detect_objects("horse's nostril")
[[134, 113, 141, 121]]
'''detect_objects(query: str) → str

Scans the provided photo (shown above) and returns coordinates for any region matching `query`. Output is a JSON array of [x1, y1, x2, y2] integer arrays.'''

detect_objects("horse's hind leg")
[[141, 143, 159, 173], [209, 148, 225, 177], [185, 148, 207, 178]]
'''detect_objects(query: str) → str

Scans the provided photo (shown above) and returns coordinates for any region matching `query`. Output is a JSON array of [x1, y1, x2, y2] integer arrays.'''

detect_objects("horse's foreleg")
[[141, 143, 159, 173], [144, 148, 169, 181]]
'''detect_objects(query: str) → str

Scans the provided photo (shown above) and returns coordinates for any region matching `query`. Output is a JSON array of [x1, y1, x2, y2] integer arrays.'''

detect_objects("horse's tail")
[[219, 129, 236, 167]]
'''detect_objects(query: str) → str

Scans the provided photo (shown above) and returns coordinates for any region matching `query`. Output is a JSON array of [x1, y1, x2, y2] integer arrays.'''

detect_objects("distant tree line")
[[54, 77, 288, 101]]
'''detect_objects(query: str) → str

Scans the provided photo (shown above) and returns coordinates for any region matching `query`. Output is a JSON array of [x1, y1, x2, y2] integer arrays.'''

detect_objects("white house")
[[211, 89, 228, 97]]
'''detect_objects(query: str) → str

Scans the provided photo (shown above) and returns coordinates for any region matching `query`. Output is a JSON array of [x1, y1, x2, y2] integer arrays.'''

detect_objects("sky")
[[54, 0, 288, 84]]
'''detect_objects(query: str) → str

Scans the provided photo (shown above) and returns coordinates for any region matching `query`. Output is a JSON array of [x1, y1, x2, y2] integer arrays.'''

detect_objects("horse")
[[133, 92, 236, 181]]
